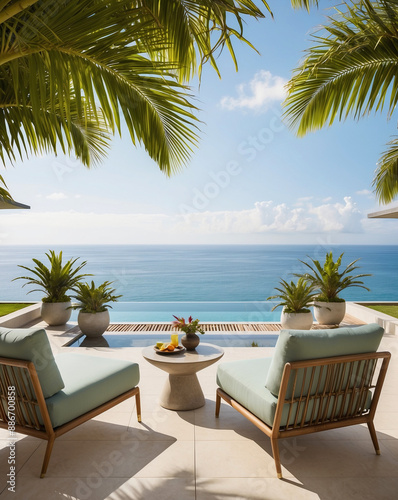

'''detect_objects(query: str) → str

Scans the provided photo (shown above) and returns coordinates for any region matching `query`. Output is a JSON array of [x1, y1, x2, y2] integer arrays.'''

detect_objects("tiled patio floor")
[[1, 321, 397, 499]]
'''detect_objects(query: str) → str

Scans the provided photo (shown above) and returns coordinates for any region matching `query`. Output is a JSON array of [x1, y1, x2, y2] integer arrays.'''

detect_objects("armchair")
[[216, 323, 390, 478], [0, 327, 141, 478]]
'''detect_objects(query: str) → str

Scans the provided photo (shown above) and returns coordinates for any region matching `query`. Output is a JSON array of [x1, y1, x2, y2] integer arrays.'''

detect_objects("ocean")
[[0, 245, 396, 304]]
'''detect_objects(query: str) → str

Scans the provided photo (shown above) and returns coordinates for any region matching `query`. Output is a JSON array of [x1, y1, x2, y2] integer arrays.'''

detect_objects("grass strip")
[[0, 303, 34, 317], [364, 304, 398, 319]]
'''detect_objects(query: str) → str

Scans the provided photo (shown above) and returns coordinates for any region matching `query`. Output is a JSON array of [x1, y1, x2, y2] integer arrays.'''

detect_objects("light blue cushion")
[[217, 357, 372, 428], [217, 358, 277, 426], [0, 327, 64, 398], [44, 353, 140, 428], [265, 323, 384, 397]]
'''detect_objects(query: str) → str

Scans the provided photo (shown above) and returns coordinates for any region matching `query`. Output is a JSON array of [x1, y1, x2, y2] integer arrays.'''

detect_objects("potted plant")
[[297, 252, 371, 325], [172, 315, 205, 350], [14, 250, 90, 326], [71, 281, 121, 337], [267, 277, 317, 330]]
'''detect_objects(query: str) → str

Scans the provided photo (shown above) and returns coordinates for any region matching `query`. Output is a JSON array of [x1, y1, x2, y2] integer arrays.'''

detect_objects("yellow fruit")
[[156, 342, 164, 349], [167, 344, 175, 351]]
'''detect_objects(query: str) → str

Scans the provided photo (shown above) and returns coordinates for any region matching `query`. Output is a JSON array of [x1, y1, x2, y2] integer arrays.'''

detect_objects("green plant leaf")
[[267, 277, 318, 313], [283, 0, 398, 203], [71, 280, 122, 313], [14, 250, 92, 302], [373, 136, 398, 202], [0, 0, 271, 191], [295, 252, 371, 301]]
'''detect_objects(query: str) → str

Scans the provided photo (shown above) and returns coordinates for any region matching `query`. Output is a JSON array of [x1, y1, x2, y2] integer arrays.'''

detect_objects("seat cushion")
[[0, 327, 64, 398], [265, 323, 384, 397], [217, 357, 373, 428], [217, 357, 278, 427], [44, 353, 140, 428]]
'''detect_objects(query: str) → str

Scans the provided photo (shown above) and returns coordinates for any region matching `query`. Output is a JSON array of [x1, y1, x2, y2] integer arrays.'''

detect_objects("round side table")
[[142, 343, 224, 410]]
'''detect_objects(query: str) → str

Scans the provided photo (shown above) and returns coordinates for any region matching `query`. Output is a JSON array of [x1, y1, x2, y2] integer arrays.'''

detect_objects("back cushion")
[[265, 323, 384, 397], [0, 327, 64, 398]]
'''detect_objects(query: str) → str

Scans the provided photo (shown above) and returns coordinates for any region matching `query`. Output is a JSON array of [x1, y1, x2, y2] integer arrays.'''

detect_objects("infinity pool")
[[70, 301, 280, 323], [68, 333, 279, 348]]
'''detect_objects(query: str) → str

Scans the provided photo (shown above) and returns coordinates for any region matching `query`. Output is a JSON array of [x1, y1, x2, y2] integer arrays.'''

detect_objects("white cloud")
[[220, 70, 287, 112], [322, 197, 332, 202], [356, 189, 373, 198], [0, 198, 366, 245], [308, 197, 362, 232], [46, 192, 68, 201]]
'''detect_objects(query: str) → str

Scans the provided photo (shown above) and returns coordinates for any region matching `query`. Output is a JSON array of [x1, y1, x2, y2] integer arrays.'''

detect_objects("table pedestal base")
[[160, 373, 205, 410]]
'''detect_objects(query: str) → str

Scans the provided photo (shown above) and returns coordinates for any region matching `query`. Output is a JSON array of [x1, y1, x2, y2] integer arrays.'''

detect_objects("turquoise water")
[[70, 301, 280, 322], [69, 333, 279, 348]]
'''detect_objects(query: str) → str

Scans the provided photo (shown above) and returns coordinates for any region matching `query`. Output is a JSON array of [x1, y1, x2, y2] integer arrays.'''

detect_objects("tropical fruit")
[[156, 342, 176, 352]]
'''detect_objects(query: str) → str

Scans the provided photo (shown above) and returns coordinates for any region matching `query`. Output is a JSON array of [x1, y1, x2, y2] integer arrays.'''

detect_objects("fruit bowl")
[[154, 345, 186, 355]]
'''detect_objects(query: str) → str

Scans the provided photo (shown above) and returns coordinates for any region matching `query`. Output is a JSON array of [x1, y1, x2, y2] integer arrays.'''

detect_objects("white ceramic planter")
[[41, 301, 72, 326], [314, 301, 346, 326], [78, 310, 110, 337], [281, 310, 313, 330]]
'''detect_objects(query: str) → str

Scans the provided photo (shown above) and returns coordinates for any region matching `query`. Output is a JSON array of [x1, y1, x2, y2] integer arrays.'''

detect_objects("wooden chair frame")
[[216, 351, 391, 479], [0, 356, 141, 478]]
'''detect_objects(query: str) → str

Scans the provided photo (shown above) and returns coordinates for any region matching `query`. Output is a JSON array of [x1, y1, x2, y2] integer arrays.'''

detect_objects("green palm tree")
[[0, 0, 199, 176], [0, 0, 280, 199], [139, 0, 271, 82], [0, 0, 318, 199], [283, 0, 398, 203]]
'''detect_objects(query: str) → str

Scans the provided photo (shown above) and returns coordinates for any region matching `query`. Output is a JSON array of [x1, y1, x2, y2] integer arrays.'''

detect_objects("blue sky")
[[1, 1, 398, 245]]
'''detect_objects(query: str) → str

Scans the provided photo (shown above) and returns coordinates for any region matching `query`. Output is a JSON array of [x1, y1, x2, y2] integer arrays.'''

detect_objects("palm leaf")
[[373, 137, 398, 202], [0, 1, 199, 173], [283, 0, 398, 202], [0, 0, 272, 181], [0, 174, 12, 200], [139, 0, 273, 82], [290, 0, 319, 10]]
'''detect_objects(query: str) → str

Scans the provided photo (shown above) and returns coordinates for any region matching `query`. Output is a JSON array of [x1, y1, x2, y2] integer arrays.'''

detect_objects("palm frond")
[[137, 0, 272, 82], [290, 0, 319, 11], [284, 0, 398, 134], [0, 0, 272, 182], [283, 0, 398, 203], [0, 1, 199, 173], [0, 173, 12, 199], [0, 97, 111, 167], [373, 136, 398, 202]]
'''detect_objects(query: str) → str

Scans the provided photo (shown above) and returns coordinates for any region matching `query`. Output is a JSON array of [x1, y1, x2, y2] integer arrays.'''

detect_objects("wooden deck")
[[105, 314, 363, 333]]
